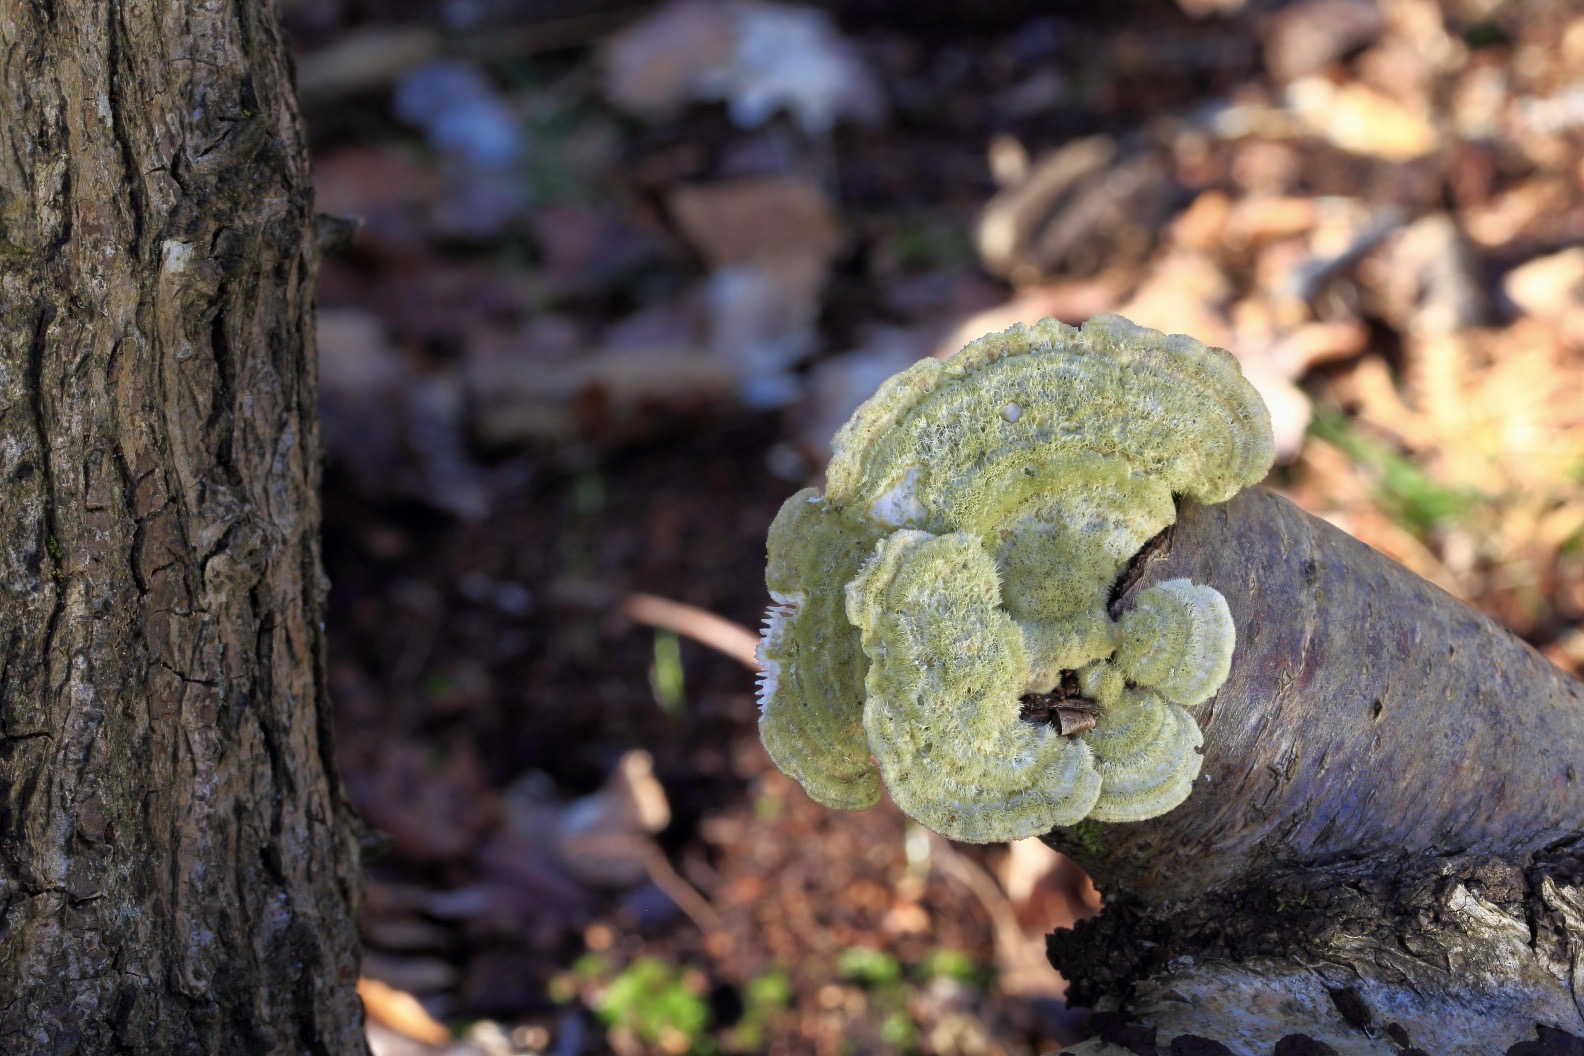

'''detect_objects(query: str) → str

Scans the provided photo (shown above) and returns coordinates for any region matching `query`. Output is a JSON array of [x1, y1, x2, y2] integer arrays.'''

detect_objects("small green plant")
[[1309, 410, 1477, 535], [650, 630, 687, 715], [574, 470, 606, 516], [727, 970, 791, 1051], [837, 946, 904, 988], [1275, 892, 1311, 913], [743, 970, 791, 1010], [886, 215, 977, 271], [834, 946, 939, 1052], [597, 957, 713, 1054], [420, 671, 456, 699], [547, 951, 610, 1004], [920, 947, 982, 986], [879, 1009, 918, 1049], [751, 790, 783, 821], [573, 951, 609, 981]]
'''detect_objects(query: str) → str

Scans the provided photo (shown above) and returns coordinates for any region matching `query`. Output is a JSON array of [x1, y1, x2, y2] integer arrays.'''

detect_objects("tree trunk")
[[0, 3, 365, 1053], [1048, 488, 1584, 1055]]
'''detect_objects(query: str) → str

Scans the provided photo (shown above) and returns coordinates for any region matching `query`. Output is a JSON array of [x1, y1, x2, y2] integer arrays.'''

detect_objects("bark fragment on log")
[[1046, 488, 1584, 1054], [1052, 846, 1584, 1054]]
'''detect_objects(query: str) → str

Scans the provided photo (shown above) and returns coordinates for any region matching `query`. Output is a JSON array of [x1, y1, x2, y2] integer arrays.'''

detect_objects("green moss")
[[1070, 819, 1108, 860], [45, 534, 63, 580]]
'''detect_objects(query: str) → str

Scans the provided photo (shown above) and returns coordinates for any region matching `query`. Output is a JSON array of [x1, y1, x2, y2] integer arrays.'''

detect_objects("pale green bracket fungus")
[[756, 315, 1274, 842]]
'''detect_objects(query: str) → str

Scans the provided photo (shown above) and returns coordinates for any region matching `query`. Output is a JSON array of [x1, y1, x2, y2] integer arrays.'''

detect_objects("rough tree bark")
[[0, 3, 365, 1053], [1048, 488, 1584, 1056]]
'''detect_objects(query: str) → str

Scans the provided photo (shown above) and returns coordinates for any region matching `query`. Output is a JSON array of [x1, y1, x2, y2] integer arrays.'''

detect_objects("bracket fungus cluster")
[[757, 316, 1275, 842]]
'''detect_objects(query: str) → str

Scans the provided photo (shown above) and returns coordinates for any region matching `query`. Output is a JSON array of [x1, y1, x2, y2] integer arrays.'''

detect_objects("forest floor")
[[287, 1, 1584, 1052]]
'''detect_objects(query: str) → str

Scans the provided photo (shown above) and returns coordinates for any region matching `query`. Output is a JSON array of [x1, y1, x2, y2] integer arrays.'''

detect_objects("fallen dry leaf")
[[359, 976, 452, 1047], [933, 278, 1127, 360], [296, 27, 440, 102], [344, 738, 501, 865], [668, 177, 842, 271], [1260, 0, 1383, 84], [705, 259, 825, 408], [1286, 76, 1440, 160], [466, 343, 736, 449], [601, 0, 883, 134], [976, 136, 1178, 285], [555, 751, 672, 889], [1505, 247, 1584, 321]]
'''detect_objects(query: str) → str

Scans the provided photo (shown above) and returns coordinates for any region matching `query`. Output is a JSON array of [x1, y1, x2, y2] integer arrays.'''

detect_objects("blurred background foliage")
[[287, 0, 1584, 1052]]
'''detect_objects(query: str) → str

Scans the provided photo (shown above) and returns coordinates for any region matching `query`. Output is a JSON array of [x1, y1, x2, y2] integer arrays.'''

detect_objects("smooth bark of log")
[[1063, 486, 1584, 903], [1046, 488, 1584, 1055], [0, 3, 365, 1053]]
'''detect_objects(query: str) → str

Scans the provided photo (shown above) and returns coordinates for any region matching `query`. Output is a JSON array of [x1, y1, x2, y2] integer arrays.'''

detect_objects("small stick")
[[621, 593, 762, 672], [550, 582, 762, 671]]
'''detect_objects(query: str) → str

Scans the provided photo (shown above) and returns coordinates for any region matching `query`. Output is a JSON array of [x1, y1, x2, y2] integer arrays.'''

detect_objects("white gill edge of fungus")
[[755, 590, 803, 711]]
